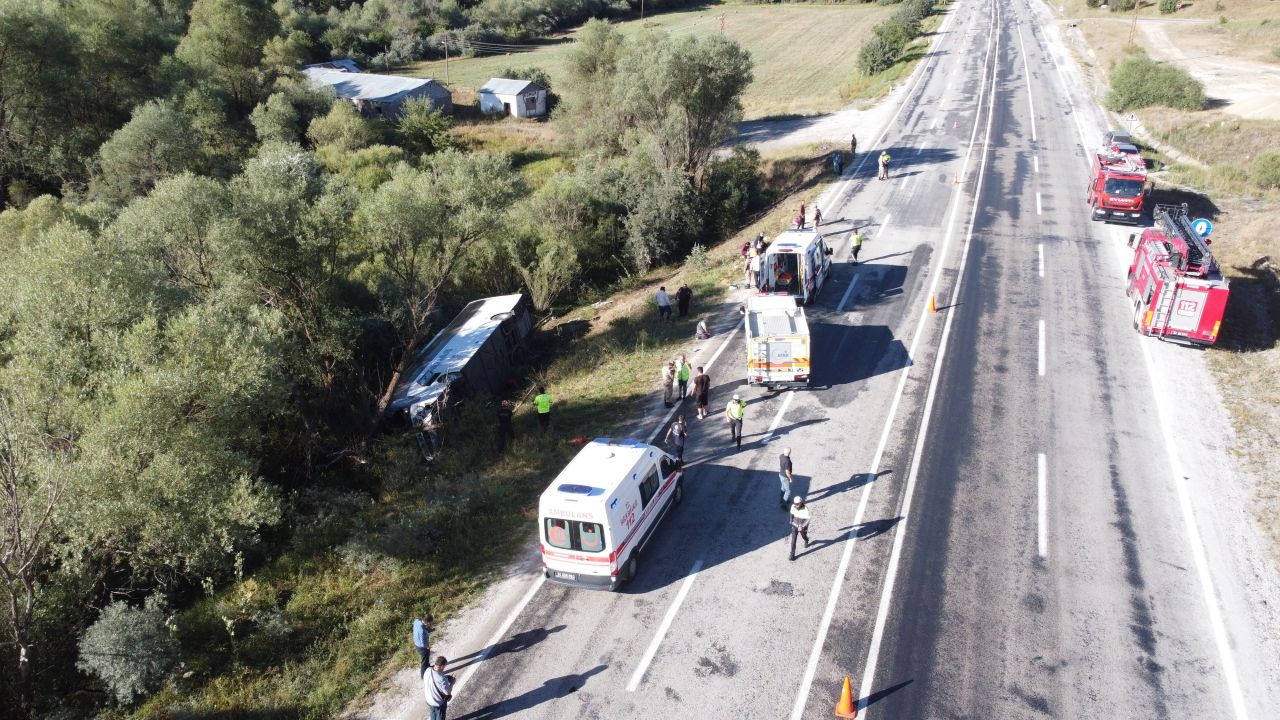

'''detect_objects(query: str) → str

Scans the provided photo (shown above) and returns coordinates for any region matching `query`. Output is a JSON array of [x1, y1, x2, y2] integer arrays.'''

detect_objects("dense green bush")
[[76, 597, 179, 705], [1159, 0, 1178, 13], [1086, 0, 1102, 7], [1252, 150, 1280, 189], [858, 32, 904, 75], [1106, 52, 1208, 111], [1109, 0, 1138, 10]]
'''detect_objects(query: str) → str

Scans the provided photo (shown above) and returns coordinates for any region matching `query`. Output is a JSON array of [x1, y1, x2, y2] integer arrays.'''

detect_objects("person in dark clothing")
[[675, 284, 693, 318], [665, 414, 688, 464], [496, 400, 515, 452], [692, 366, 710, 419], [753, 233, 766, 255], [778, 447, 794, 509], [851, 133, 858, 158], [789, 496, 811, 561]]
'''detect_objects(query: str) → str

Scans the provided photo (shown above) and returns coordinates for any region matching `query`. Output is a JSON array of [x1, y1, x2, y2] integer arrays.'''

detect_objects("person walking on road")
[[665, 414, 688, 464], [832, 151, 842, 176], [692, 366, 710, 419], [411, 612, 433, 677], [878, 151, 891, 181], [655, 286, 672, 322], [813, 206, 823, 227], [851, 227, 864, 264], [676, 283, 693, 318], [533, 387, 552, 431], [662, 361, 676, 408], [676, 355, 692, 401], [748, 250, 762, 290], [797, 202, 806, 229], [725, 394, 746, 449], [778, 447, 795, 509], [788, 496, 812, 561], [423, 656, 454, 720], [851, 133, 858, 158], [495, 400, 515, 452]]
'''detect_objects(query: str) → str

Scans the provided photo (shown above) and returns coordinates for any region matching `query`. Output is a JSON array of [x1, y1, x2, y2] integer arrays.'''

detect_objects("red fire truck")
[[1088, 150, 1148, 224], [1126, 204, 1229, 346]]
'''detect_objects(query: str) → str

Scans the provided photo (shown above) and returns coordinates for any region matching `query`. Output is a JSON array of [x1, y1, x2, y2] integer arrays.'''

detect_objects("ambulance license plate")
[[552, 571, 576, 581]]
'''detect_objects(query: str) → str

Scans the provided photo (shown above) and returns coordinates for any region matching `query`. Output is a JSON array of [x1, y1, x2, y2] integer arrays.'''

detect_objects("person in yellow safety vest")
[[852, 227, 864, 264], [676, 355, 691, 401], [533, 387, 552, 431], [878, 151, 891, 180], [725, 394, 745, 450], [789, 496, 811, 561]]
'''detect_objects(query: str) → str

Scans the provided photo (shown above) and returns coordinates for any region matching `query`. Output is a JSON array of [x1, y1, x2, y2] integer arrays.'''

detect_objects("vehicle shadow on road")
[[452, 664, 608, 720], [811, 324, 910, 388], [447, 625, 568, 673]]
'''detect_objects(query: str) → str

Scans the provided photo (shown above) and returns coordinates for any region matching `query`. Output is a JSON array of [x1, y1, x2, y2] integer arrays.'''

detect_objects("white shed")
[[477, 78, 548, 118]]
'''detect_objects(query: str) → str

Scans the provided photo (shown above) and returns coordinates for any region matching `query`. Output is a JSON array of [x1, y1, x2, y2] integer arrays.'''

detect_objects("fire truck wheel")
[[1133, 301, 1144, 331]]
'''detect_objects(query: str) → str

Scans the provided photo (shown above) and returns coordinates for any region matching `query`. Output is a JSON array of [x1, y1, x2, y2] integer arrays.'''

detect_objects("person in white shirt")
[[423, 656, 454, 720], [655, 286, 672, 322]]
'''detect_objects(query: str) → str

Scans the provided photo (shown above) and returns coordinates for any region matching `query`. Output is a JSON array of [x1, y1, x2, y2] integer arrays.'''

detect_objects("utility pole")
[[1128, 0, 1140, 45], [641, 0, 645, 20], [720, 13, 725, 35], [444, 39, 450, 85]]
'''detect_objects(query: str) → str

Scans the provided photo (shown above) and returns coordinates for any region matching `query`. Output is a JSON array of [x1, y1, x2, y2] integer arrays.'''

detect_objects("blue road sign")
[[1191, 218, 1213, 237]]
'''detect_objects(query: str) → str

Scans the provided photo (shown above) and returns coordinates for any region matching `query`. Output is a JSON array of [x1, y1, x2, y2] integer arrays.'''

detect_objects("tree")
[[355, 152, 524, 418], [76, 595, 179, 705], [307, 102, 382, 151], [397, 97, 454, 156], [505, 174, 599, 311], [176, 0, 281, 108], [0, 396, 67, 717], [91, 101, 203, 204]]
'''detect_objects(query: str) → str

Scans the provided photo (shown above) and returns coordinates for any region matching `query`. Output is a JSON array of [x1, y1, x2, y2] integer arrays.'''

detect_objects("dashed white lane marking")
[[788, 2, 983, 716], [1038, 319, 1046, 377], [1037, 453, 1048, 558], [917, 141, 930, 156], [1016, 24, 1038, 142], [855, 0, 1002, 713], [767, 390, 797, 436], [1038, 243, 1045, 278], [626, 559, 704, 692], [1034, 155, 1040, 174], [931, 115, 941, 130], [1036, 191, 1043, 216], [453, 574, 547, 695], [836, 275, 861, 314], [1138, 339, 1251, 720]]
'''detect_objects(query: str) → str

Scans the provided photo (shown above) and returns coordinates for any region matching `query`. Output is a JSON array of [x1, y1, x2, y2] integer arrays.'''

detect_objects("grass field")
[[402, 3, 898, 120]]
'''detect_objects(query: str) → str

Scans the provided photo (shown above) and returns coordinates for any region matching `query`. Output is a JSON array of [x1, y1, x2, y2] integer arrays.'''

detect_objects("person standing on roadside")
[[676, 283, 693, 318], [411, 612, 433, 677], [423, 656, 454, 720], [788, 496, 812, 561], [662, 361, 676, 408], [797, 201, 807, 229], [655, 286, 672, 322], [533, 387, 552, 431], [725, 394, 746, 449], [852, 227, 864, 264], [496, 400, 515, 453], [748, 250, 762, 290], [676, 354, 691, 401], [778, 447, 795, 508], [813, 206, 823, 227], [753, 232, 766, 255], [692, 366, 710, 419], [851, 133, 858, 158], [878, 151, 891, 181], [665, 414, 688, 464]]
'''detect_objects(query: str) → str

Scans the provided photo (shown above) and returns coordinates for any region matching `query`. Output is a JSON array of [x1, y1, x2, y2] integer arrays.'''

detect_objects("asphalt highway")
[[434, 1, 1280, 718]]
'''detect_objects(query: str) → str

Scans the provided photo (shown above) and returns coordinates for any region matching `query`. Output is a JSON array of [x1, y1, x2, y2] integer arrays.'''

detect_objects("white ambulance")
[[758, 230, 834, 305], [538, 438, 684, 590]]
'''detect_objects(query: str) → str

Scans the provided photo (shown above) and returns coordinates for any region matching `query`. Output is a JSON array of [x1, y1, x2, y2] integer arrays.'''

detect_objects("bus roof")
[[539, 438, 659, 507]]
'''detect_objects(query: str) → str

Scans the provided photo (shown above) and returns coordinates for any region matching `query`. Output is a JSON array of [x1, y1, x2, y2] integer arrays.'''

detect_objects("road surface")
[[351, 1, 1280, 718]]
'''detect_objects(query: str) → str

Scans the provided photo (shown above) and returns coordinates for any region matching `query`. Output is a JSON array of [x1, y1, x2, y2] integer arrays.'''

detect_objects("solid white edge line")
[[1037, 452, 1048, 558], [1038, 243, 1045, 278], [645, 319, 744, 444], [856, 0, 1001, 713], [788, 2, 987, 717], [452, 574, 547, 695], [1138, 340, 1250, 720], [625, 559, 704, 692], [1016, 23, 1038, 142], [1038, 319, 1046, 377]]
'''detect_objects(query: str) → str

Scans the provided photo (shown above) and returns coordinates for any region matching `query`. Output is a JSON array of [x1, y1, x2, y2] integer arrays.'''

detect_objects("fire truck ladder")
[[1150, 269, 1178, 337], [1153, 203, 1213, 275]]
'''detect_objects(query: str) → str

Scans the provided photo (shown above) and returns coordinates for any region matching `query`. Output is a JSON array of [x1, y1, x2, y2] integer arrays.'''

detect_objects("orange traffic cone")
[[835, 675, 858, 718], [928, 295, 937, 313]]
